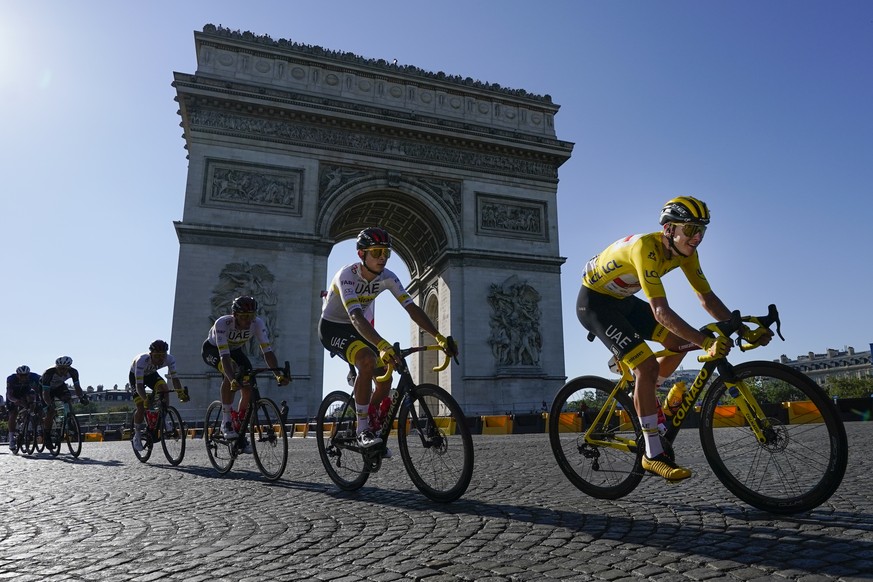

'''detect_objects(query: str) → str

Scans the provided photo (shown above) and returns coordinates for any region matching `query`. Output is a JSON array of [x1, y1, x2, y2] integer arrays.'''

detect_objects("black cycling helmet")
[[232, 295, 258, 314], [149, 339, 169, 353], [659, 196, 711, 226], [356, 226, 392, 250]]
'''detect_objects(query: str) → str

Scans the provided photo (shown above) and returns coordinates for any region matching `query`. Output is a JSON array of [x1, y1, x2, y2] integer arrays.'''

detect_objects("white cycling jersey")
[[205, 315, 274, 356], [321, 263, 413, 325], [129, 353, 178, 384]]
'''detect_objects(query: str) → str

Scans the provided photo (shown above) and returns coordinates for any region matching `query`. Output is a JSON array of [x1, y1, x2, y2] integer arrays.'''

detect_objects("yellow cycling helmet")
[[659, 196, 710, 225]]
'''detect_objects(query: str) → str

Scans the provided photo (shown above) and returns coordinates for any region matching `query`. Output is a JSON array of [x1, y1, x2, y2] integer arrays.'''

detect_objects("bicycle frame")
[[595, 305, 785, 451], [228, 362, 290, 451]]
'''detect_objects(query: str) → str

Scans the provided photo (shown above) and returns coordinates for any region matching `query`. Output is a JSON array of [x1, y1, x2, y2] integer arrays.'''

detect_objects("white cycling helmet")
[[56, 356, 73, 367]]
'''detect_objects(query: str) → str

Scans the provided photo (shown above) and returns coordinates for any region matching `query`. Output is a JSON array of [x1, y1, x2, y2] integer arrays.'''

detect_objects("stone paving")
[[1, 422, 871, 581]]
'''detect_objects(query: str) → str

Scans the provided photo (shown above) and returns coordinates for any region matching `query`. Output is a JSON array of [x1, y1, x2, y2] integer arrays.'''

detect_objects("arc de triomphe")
[[169, 25, 574, 419]]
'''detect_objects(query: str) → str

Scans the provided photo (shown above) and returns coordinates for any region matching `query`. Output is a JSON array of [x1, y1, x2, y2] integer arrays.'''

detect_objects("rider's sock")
[[640, 414, 664, 457], [355, 403, 369, 434], [222, 404, 233, 425]]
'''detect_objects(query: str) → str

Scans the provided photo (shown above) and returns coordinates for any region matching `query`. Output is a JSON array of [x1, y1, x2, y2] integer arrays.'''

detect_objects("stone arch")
[[169, 26, 573, 419]]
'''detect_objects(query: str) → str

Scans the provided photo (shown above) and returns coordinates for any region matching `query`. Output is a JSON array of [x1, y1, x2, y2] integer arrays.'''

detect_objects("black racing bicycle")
[[548, 305, 848, 514], [46, 398, 83, 458], [204, 362, 290, 481], [132, 387, 188, 466], [316, 341, 473, 503]]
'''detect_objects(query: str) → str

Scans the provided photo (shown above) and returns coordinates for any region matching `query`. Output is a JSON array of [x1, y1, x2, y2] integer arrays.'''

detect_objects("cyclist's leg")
[[230, 350, 253, 416], [319, 319, 382, 445], [203, 340, 237, 435]]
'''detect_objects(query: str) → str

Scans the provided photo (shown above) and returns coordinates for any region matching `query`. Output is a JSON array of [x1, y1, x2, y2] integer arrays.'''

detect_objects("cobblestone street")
[[1, 423, 871, 581]]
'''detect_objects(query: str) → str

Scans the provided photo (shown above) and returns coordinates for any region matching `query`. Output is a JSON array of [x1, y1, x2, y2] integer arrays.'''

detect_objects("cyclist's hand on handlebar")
[[435, 333, 459, 358], [702, 335, 731, 359], [229, 379, 240, 391], [376, 339, 398, 367], [79, 394, 90, 405], [274, 374, 290, 386]]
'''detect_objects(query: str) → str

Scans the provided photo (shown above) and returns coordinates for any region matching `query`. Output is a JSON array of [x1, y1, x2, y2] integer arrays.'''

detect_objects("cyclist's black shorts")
[[44, 384, 73, 402], [319, 318, 377, 363], [127, 371, 166, 391], [576, 285, 661, 363], [201, 341, 253, 375]]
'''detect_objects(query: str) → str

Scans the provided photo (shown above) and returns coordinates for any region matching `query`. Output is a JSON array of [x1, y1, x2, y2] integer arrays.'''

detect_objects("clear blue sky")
[[2, 1, 871, 397]]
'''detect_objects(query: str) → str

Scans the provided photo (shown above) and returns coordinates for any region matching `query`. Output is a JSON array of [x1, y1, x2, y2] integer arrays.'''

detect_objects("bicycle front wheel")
[[250, 398, 288, 481], [132, 423, 153, 463], [65, 413, 82, 458], [549, 376, 644, 500], [398, 384, 474, 503], [699, 361, 848, 514], [160, 406, 186, 466], [204, 401, 235, 474], [316, 390, 369, 491], [19, 415, 36, 455]]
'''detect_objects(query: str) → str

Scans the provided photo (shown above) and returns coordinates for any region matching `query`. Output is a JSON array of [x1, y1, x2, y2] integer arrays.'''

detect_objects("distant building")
[[777, 344, 873, 384]]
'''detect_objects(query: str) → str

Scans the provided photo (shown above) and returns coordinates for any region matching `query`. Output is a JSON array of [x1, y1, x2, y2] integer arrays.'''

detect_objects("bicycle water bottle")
[[664, 381, 687, 416], [231, 410, 241, 432]]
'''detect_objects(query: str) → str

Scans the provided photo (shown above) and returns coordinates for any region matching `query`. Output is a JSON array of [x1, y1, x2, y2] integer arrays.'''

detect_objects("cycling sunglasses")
[[678, 223, 706, 238], [367, 247, 392, 259]]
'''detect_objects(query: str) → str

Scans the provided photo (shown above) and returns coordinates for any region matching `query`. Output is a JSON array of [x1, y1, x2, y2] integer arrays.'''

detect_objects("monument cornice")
[[173, 73, 574, 160], [173, 221, 328, 251]]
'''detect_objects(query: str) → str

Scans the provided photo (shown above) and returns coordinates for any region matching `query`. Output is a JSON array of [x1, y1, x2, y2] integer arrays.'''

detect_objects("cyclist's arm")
[[349, 308, 387, 348], [696, 290, 732, 323], [404, 302, 440, 338], [650, 296, 711, 349]]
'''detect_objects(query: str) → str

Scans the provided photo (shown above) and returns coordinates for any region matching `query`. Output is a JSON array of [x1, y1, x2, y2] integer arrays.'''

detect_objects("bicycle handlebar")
[[231, 361, 291, 391], [375, 344, 458, 383], [697, 304, 783, 363]]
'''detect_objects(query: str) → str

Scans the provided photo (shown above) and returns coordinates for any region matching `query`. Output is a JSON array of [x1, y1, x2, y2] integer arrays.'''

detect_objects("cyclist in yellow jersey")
[[576, 196, 770, 481]]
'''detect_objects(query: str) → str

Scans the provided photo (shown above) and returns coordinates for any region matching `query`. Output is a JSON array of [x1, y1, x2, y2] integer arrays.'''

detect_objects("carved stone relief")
[[487, 275, 543, 368], [477, 195, 546, 240], [204, 160, 302, 215], [210, 262, 279, 362]]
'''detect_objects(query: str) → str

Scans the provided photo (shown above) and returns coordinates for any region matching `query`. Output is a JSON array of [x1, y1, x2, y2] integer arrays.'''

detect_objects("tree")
[[825, 377, 873, 399]]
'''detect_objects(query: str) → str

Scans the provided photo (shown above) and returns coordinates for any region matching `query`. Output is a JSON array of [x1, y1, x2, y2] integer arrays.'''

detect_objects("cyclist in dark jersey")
[[576, 197, 770, 481], [6, 365, 41, 450], [40, 356, 89, 448]]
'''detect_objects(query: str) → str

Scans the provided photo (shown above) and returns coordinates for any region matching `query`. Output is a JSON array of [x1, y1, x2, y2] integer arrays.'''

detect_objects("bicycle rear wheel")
[[699, 361, 848, 514], [204, 401, 235, 474], [548, 376, 644, 500], [398, 384, 474, 503], [316, 390, 369, 491], [64, 412, 82, 458], [250, 398, 288, 481], [47, 412, 63, 457], [160, 406, 186, 466]]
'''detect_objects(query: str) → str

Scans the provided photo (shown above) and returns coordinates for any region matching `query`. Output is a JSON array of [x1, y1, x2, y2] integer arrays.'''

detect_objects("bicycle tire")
[[160, 406, 186, 466], [699, 361, 848, 514], [548, 375, 644, 500], [47, 412, 63, 457], [65, 412, 82, 458], [397, 383, 474, 503], [316, 390, 369, 491], [250, 398, 288, 481], [19, 414, 36, 455], [204, 400, 235, 474], [9, 415, 23, 455], [132, 422, 154, 463]]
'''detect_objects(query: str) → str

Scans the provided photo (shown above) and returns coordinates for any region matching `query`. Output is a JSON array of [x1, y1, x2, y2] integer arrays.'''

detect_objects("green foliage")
[[825, 377, 873, 399]]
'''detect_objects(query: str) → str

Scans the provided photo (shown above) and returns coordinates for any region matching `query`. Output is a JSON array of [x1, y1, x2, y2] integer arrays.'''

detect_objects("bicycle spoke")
[[250, 398, 288, 481], [204, 401, 235, 474], [160, 406, 186, 466]]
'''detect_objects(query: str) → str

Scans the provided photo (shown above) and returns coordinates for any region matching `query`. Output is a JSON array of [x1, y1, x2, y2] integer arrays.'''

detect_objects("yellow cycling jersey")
[[581, 232, 711, 299]]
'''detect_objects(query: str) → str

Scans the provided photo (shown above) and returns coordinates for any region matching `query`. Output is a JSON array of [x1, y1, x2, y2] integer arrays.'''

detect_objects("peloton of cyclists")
[[202, 296, 291, 446], [319, 226, 458, 451], [575, 196, 771, 482], [129, 339, 190, 452], [6, 365, 41, 451], [40, 356, 89, 448]]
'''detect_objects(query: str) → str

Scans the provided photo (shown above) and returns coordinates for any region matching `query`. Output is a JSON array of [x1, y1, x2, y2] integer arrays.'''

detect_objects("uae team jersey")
[[129, 353, 179, 383], [205, 315, 274, 357], [581, 232, 711, 300], [321, 263, 414, 324]]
